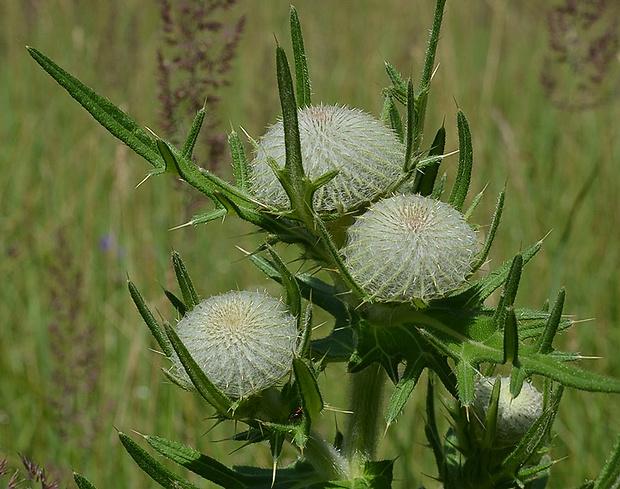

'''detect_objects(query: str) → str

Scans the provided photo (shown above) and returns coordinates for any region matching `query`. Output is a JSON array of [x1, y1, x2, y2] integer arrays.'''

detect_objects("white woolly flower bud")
[[250, 104, 404, 213], [170, 291, 298, 399], [342, 194, 479, 302], [472, 376, 544, 446]]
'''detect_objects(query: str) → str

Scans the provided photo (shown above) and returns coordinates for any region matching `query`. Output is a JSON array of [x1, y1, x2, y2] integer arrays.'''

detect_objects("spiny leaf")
[[171, 250, 200, 311], [293, 357, 324, 429], [182, 108, 206, 159], [128, 279, 173, 356], [27, 47, 164, 170], [164, 323, 233, 414], [448, 110, 474, 212], [73, 473, 98, 489], [471, 188, 506, 272], [404, 79, 416, 173], [290, 6, 311, 108], [147, 435, 247, 489], [412, 125, 445, 196], [538, 288, 566, 354], [229, 130, 251, 193], [119, 432, 199, 489]]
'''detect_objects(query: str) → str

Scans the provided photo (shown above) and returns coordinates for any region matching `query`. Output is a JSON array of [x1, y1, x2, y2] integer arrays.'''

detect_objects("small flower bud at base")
[[343, 194, 479, 302], [472, 376, 544, 446], [170, 291, 298, 399]]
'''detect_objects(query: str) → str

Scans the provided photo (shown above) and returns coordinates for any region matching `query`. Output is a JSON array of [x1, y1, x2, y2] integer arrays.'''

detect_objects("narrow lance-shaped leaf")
[[128, 279, 173, 356], [383, 95, 404, 142], [229, 130, 250, 193], [146, 435, 248, 489], [290, 6, 311, 108], [503, 306, 519, 366], [293, 357, 324, 426], [182, 107, 206, 159], [593, 432, 620, 489], [73, 473, 98, 489], [276, 44, 307, 212], [538, 287, 565, 354], [172, 251, 200, 311], [404, 79, 416, 173], [471, 187, 506, 272], [164, 323, 233, 414], [119, 432, 199, 489], [493, 253, 523, 330], [385, 61, 407, 94], [482, 377, 502, 448], [412, 125, 445, 196], [27, 47, 164, 170], [266, 245, 301, 318], [448, 110, 474, 211]]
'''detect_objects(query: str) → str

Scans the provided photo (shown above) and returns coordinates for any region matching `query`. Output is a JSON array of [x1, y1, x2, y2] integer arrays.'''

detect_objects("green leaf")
[[128, 279, 173, 357], [229, 130, 251, 193], [404, 79, 416, 173], [538, 287, 565, 354], [593, 433, 620, 489], [413, 125, 445, 196], [73, 473, 98, 489], [119, 432, 199, 489], [381, 95, 404, 142], [146, 436, 248, 489], [293, 357, 324, 427], [448, 110, 474, 212], [276, 44, 308, 216], [265, 245, 301, 318], [442, 240, 542, 308], [182, 108, 206, 159], [493, 253, 523, 331], [164, 323, 234, 414], [171, 251, 200, 311], [290, 6, 311, 108], [502, 306, 519, 366], [27, 47, 164, 170], [471, 188, 506, 272], [163, 288, 186, 317], [424, 376, 447, 483]]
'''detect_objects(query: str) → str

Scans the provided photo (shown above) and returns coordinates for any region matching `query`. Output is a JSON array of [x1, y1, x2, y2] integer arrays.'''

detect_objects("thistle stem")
[[303, 431, 350, 480], [342, 363, 387, 476]]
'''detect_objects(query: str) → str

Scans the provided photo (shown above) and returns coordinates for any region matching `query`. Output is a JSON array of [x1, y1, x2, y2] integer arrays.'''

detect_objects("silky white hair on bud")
[[472, 376, 544, 445], [170, 291, 298, 399], [343, 194, 480, 302], [250, 104, 404, 213]]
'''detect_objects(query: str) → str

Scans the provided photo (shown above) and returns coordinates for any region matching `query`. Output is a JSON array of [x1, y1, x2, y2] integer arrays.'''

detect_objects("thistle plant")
[[28, 1, 620, 488]]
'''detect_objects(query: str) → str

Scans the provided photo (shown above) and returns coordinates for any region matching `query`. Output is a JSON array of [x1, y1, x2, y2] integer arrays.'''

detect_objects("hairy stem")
[[342, 364, 387, 476], [303, 431, 350, 481]]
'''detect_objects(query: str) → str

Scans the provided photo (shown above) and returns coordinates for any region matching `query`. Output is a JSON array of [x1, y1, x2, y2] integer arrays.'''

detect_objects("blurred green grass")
[[1, 1, 619, 487]]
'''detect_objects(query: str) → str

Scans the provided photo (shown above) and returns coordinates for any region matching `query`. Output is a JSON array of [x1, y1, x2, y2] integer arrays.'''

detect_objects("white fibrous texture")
[[250, 104, 404, 213], [472, 376, 544, 445], [343, 194, 479, 301], [170, 291, 298, 399]]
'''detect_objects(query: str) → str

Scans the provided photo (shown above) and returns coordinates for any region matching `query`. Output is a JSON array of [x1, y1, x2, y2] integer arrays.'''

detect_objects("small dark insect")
[[288, 407, 303, 423]]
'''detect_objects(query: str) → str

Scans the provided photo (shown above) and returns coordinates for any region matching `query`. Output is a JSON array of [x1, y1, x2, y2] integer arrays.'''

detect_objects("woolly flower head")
[[472, 376, 544, 445], [342, 194, 480, 302], [250, 104, 404, 213], [170, 291, 298, 399]]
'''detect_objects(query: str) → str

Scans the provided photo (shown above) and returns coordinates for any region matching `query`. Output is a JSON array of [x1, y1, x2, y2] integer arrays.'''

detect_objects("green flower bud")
[[472, 376, 544, 446], [342, 194, 479, 302], [250, 104, 404, 213], [170, 291, 298, 399]]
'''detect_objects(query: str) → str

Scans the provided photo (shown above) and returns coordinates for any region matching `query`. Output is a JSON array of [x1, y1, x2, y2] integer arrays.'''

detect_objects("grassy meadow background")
[[1, 0, 619, 487]]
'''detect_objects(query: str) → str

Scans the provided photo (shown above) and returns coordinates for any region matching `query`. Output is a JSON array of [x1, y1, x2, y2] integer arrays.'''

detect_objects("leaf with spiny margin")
[[412, 126, 445, 196], [448, 110, 474, 212], [592, 432, 620, 489], [381, 95, 404, 142], [415, 308, 620, 405], [171, 250, 199, 311], [290, 6, 311, 108], [229, 130, 250, 193], [73, 473, 98, 489], [182, 108, 206, 159], [266, 245, 301, 318], [128, 279, 173, 357], [164, 322, 233, 414], [146, 435, 247, 489], [404, 79, 416, 173], [440, 241, 542, 308], [293, 357, 324, 439], [471, 188, 505, 272], [27, 47, 165, 171], [119, 432, 199, 489], [162, 288, 186, 317], [348, 317, 456, 425]]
